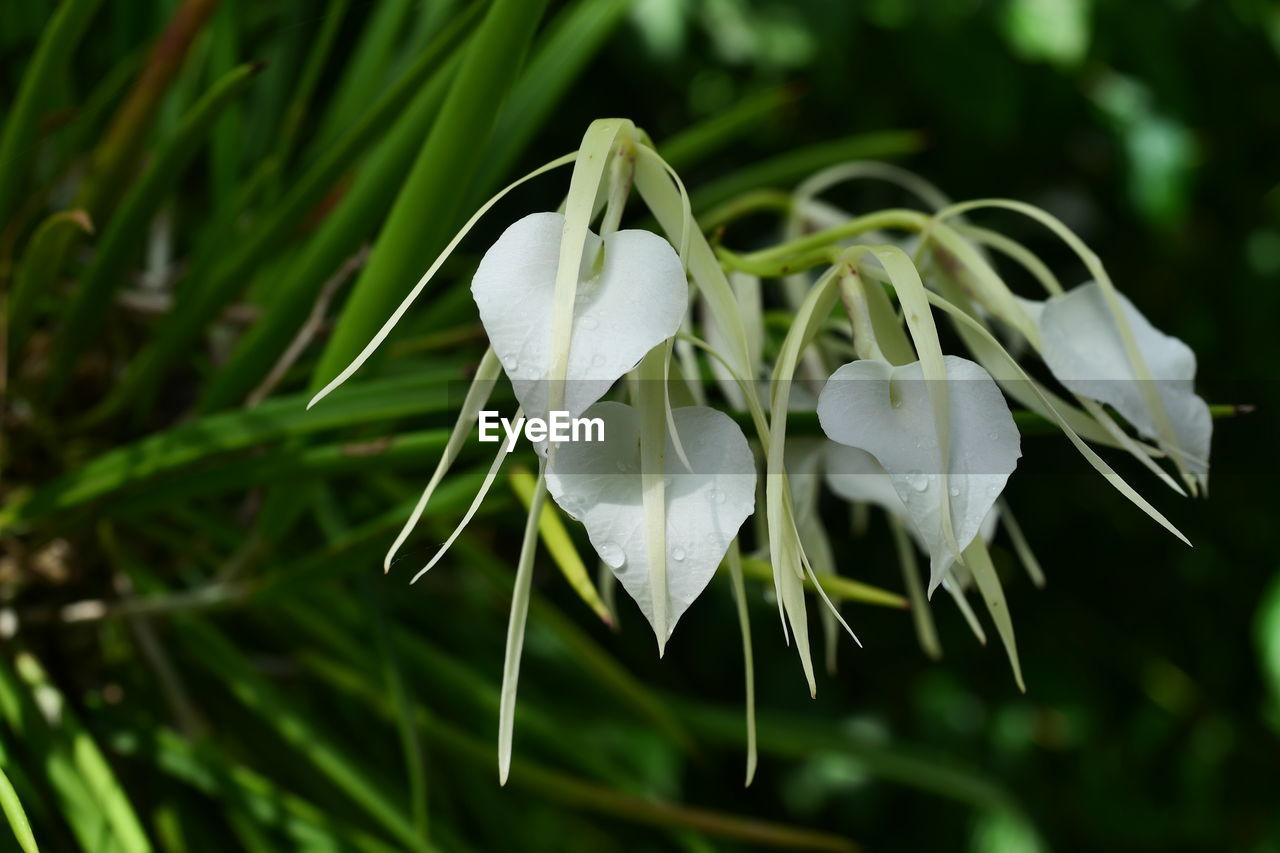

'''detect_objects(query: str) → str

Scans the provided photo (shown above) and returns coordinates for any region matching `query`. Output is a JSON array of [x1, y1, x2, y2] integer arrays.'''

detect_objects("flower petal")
[[817, 355, 1021, 593], [823, 442, 908, 519], [1036, 282, 1211, 487], [545, 403, 756, 642], [824, 442, 1002, 547], [471, 212, 688, 438]]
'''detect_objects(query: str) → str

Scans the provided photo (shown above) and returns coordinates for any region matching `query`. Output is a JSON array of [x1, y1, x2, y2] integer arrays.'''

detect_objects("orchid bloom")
[[306, 120, 1218, 784]]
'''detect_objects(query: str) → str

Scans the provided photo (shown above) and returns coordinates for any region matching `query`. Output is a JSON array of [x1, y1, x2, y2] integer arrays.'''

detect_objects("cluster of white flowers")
[[308, 120, 1211, 782]]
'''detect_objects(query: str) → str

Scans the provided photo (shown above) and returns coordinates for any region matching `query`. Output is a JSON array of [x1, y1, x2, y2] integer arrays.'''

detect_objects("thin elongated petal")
[[471, 212, 688, 442], [1036, 282, 1211, 487], [545, 403, 756, 643], [817, 355, 1021, 594]]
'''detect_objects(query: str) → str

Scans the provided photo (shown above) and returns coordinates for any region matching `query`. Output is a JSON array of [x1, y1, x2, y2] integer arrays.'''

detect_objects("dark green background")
[[2, 1, 1278, 851]]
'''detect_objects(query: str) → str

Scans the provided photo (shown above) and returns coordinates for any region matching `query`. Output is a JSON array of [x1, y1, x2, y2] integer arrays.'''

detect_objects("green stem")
[[720, 208, 929, 277], [699, 188, 793, 231]]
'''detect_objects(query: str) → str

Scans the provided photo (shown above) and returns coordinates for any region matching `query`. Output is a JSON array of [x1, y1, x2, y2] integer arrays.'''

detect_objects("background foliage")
[[2, 0, 1278, 850]]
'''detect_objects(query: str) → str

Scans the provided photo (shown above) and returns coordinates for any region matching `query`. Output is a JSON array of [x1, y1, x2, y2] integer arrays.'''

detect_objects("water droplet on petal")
[[598, 542, 625, 569], [580, 316, 598, 330], [988, 431, 999, 441], [892, 398, 904, 409], [949, 486, 960, 497], [671, 547, 686, 561], [908, 471, 929, 492], [709, 488, 726, 505]]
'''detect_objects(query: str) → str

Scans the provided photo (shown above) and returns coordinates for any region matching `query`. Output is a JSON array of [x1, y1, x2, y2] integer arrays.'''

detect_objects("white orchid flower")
[[546, 402, 756, 642], [306, 119, 776, 783], [303, 122, 1229, 784], [471, 211, 688, 449], [816, 354, 1022, 594], [1024, 281, 1212, 491]]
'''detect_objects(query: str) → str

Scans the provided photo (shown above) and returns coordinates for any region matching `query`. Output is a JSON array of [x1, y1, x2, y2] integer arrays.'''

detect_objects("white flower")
[[545, 402, 757, 642], [470, 211, 688, 450], [1025, 281, 1211, 490], [816, 355, 1021, 594]]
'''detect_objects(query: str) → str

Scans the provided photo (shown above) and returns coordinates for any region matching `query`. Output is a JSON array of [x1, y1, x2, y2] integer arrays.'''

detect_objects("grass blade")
[[114, 9, 480, 416], [0, 764, 39, 853], [47, 61, 264, 397], [0, 0, 103, 231], [1, 366, 459, 529], [311, 0, 549, 390], [7, 209, 93, 358], [81, 0, 223, 217]]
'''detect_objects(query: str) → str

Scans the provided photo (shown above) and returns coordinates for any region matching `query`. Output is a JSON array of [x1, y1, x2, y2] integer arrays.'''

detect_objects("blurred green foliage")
[[1, 0, 1278, 851]]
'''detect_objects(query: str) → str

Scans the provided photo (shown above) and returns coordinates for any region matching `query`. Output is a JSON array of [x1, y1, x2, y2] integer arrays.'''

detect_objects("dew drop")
[[892, 398, 904, 409], [598, 542, 625, 569], [671, 547, 686, 561], [988, 431, 999, 441], [580, 316, 598, 330], [709, 488, 726, 505], [949, 486, 960, 497], [908, 471, 929, 492]]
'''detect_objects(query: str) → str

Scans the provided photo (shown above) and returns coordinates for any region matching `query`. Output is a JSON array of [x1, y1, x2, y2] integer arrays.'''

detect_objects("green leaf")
[[0, 764, 40, 853], [47, 61, 264, 398], [471, 0, 634, 196], [1, 366, 459, 530], [0, 652, 152, 853], [79, 0, 223, 218], [7, 209, 94, 358], [312, 0, 550, 392], [0, 0, 103, 230], [117, 8, 480, 416]]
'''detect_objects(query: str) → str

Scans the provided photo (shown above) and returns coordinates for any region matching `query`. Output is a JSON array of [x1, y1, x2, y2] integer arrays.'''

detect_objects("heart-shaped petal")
[[545, 402, 756, 642], [471, 212, 688, 437], [824, 441, 1001, 546], [1035, 282, 1211, 487], [823, 442, 909, 519], [816, 355, 1021, 593]]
